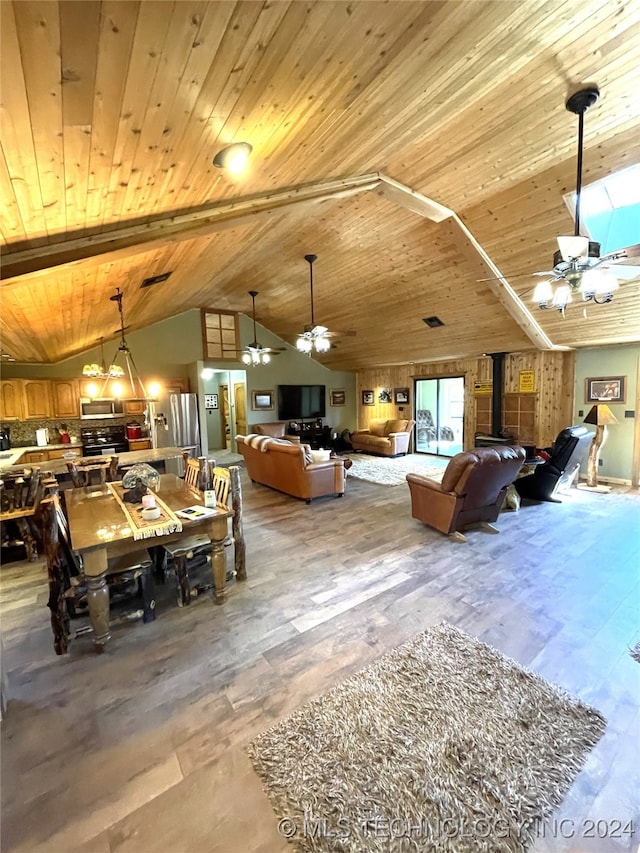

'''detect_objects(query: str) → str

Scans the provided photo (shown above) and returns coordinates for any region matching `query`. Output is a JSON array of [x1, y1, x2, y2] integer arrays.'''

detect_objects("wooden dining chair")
[[0, 466, 45, 562], [38, 490, 156, 655]]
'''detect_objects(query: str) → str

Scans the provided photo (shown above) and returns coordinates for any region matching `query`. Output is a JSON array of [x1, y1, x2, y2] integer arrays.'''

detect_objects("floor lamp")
[[582, 404, 618, 492]]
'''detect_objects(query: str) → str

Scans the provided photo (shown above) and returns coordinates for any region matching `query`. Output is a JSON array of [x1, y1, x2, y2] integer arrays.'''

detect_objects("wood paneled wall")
[[357, 351, 575, 450]]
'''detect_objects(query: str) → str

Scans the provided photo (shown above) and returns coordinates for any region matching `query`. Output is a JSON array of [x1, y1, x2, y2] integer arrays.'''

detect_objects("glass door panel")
[[414, 376, 464, 457]]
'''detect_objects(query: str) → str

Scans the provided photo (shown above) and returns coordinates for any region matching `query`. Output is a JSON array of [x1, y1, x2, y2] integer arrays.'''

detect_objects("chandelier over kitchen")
[[98, 288, 153, 399], [82, 337, 124, 379]]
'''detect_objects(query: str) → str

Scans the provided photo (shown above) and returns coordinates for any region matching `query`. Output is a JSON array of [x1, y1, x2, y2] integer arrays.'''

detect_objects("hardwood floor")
[[1, 470, 639, 853]]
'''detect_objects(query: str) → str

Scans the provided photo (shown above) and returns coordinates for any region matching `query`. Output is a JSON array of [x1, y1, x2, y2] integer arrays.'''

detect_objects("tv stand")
[[287, 421, 332, 450]]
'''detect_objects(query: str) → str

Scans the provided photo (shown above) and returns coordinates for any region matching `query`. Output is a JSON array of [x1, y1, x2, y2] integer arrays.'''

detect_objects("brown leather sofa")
[[236, 435, 345, 503], [351, 418, 415, 457], [406, 445, 525, 540]]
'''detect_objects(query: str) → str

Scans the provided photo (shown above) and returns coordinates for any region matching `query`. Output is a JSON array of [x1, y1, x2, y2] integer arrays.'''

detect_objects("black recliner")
[[514, 425, 593, 503]]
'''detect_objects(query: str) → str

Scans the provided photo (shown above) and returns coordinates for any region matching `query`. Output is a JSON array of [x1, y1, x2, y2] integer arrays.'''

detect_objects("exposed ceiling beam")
[[0, 174, 382, 285], [442, 215, 560, 351]]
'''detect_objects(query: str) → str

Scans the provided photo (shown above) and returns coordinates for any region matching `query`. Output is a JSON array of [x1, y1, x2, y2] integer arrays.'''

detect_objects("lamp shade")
[[583, 404, 619, 426]]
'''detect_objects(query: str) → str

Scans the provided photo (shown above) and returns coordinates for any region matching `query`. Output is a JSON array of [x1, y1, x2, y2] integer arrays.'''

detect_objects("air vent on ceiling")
[[141, 271, 172, 289], [423, 316, 444, 328]]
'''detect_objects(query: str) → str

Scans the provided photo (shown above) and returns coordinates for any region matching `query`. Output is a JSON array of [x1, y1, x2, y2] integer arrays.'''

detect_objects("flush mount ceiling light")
[[532, 87, 639, 313], [212, 141, 253, 173]]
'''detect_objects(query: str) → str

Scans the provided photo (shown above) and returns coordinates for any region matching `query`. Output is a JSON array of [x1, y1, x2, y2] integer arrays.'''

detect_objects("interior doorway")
[[234, 382, 247, 438], [414, 376, 464, 457], [220, 385, 231, 450]]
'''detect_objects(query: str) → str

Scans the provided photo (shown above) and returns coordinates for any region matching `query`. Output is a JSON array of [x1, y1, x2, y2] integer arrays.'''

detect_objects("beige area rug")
[[345, 452, 445, 486], [248, 623, 606, 853]]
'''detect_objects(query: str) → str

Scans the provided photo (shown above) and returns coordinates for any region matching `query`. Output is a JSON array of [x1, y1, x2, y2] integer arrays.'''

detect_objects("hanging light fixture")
[[533, 86, 620, 312], [297, 254, 333, 355], [82, 337, 124, 379], [239, 291, 284, 365], [98, 288, 154, 399]]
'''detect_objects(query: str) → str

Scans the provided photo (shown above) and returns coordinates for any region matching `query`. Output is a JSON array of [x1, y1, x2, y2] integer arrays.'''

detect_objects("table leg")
[[82, 549, 111, 648], [211, 539, 227, 604]]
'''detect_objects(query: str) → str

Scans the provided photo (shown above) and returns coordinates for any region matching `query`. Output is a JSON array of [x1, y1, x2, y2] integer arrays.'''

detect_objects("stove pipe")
[[490, 352, 506, 437]]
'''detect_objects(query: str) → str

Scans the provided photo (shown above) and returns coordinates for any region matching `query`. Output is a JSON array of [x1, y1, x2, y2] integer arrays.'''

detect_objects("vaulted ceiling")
[[2, 0, 639, 371]]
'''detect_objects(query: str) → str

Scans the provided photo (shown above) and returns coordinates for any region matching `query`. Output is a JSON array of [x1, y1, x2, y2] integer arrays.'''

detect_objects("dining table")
[[64, 473, 234, 647]]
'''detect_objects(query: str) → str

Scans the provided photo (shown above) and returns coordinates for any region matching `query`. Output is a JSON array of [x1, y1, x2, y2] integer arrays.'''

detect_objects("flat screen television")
[[277, 385, 326, 421]]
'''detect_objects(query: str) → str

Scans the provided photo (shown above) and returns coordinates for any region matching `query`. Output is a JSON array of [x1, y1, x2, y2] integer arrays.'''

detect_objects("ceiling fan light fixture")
[[580, 268, 619, 301], [557, 235, 589, 262], [533, 280, 554, 309], [534, 85, 622, 314], [552, 284, 572, 310], [315, 335, 331, 353], [212, 141, 252, 173], [296, 335, 313, 354]]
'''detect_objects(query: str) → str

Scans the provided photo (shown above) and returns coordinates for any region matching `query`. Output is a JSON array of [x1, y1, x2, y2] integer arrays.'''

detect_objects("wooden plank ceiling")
[[1, 0, 639, 370]]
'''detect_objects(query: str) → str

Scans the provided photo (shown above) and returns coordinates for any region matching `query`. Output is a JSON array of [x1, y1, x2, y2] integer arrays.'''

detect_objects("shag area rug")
[[248, 623, 606, 853], [345, 452, 445, 486]]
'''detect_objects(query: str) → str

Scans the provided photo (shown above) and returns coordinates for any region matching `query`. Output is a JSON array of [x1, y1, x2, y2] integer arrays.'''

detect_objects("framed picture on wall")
[[378, 388, 392, 403], [330, 389, 346, 406], [394, 387, 409, 404], [585, 376, 626, 404], [251, 390, 274, 410], [204, 393, 219, 410], [362, 390, 374, 405]]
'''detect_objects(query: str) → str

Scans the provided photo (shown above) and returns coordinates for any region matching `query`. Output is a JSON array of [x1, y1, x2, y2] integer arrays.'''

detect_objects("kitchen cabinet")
[[47, 447, 82, 460], [20, 450, 49, 463], [124, 400, 146, 415], [127, 439, 151, 452], [0, 380, 24, 421], [51, 379, 79, 419], [23, 380, 52, 419]]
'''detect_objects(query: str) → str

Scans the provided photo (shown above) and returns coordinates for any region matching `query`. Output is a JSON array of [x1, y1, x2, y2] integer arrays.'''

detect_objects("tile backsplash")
[[3, 417, 130, 447]]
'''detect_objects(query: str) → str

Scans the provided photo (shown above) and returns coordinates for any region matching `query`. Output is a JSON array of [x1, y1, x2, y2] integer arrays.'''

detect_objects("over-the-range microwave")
[[79, 398, 125, 420]]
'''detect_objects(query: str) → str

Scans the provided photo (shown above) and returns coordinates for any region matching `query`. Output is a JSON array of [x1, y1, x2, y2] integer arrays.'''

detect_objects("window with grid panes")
[[201, 309, 240, 361]]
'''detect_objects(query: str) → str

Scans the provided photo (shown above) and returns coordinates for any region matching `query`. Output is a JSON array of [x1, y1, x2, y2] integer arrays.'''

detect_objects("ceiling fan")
[[240, 290, 286, 365], [531, 86, 640, 312], [296, 254, 356, 354]]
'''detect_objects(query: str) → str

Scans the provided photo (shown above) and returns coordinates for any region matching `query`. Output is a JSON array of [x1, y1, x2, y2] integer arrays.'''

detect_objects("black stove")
[[81, 425, 128, 457]]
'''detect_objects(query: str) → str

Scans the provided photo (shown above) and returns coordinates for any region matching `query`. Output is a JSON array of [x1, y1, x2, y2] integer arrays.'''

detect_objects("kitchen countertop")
[[0, 442, 83, 469], [0, 445, 187, 476]]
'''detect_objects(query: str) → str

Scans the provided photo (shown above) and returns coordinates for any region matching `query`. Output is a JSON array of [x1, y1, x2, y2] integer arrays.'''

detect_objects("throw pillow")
[[301, 443, 314, 465], [310, 449, 331, 463], [369, 420, 388, 437], [385, 419, 407, 435]]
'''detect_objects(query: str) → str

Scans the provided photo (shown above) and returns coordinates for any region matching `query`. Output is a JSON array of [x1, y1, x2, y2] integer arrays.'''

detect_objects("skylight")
[[564, 163, 640, 254]]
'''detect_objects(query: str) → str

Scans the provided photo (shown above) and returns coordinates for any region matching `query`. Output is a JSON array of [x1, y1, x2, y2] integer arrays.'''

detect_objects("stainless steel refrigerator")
[[153, 393, 201, 475]]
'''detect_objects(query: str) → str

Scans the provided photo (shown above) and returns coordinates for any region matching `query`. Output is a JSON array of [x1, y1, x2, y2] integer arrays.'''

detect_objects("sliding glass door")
[[414, 376, 464, 457]]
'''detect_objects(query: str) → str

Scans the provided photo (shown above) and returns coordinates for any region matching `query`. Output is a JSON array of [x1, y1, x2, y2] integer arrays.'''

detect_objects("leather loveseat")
[[236, 435, 345, 503], [351, 418, 415, 457], [406, 445, 525, 540]]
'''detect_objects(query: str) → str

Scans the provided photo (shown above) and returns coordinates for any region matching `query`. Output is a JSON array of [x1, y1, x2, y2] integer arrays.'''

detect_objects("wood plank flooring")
[[1, 468, 639, 853]]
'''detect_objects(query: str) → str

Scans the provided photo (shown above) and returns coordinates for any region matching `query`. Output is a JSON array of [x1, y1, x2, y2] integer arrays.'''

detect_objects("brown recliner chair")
[[253, 422, 300, 443], [406, 446, 525, 541]]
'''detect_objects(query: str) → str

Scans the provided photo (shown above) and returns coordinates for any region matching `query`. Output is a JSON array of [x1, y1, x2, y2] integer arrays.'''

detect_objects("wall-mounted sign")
[[205, 393, 219, 410], [473, 382, 493, 396], [519, 370, 535, 393]]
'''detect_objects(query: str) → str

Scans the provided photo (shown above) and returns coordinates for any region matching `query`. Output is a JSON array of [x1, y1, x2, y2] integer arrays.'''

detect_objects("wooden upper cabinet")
[[0, 380, 25, 421], [51, 379, 79, 419], [23, 380, 52, 419], [123, 400, 146, 415]]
